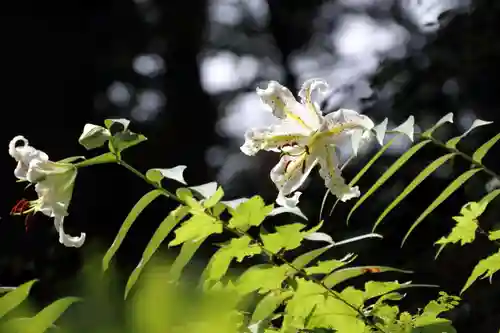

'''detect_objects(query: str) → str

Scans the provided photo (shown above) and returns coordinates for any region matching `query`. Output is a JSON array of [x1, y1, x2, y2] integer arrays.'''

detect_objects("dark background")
[[1, 0, 500, 331]]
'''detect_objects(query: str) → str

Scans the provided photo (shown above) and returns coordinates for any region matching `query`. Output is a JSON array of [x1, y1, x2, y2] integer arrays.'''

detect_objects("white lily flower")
[[9, 136, 85, 248], [241, 79, 376, 202]]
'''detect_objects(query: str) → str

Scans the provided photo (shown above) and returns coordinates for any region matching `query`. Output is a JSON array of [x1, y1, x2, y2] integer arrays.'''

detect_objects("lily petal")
[[54, 216, 86, 248], [270, 153, 318, 196], [240, 123, 309, 156], [323, 109, 374, 155], [317, 144, 360, 202], [276, 191, 302, 208], [257, 81, 320, 131], [298, 78, 329, 120]]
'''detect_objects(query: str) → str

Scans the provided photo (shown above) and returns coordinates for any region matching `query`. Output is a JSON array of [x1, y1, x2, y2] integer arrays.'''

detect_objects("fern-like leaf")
[[472, 133, 500, 164], [25, 297, 80, 333], [461, 249, 500, 294], [125, 205, 190, 299], [102, 189, 164, 272], [347, 140, 431, 225], [0, 280, 37, 319], [373, 153, 456, 231], [402, 168, 482, 246], [322, 266, 412, 288], [251, 290, 293, 323], [168, 237, 208, 282]]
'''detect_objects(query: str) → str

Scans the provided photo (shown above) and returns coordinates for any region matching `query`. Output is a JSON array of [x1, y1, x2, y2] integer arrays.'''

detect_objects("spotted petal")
[[323, 109, 375, 156], [270, 152, 318, 197], [317, 144, 360, 202], [240, 122, 310, 156], [298, 78, 329, 118], [257, 81, 321, 132]]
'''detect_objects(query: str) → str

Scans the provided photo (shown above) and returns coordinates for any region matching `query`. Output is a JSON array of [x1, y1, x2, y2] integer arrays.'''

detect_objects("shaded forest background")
[[1, 0, 500, 331]]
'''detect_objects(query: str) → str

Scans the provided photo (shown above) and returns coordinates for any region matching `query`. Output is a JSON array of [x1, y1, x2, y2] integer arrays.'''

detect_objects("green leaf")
[[304, 260, 346, 275], [364, 281, 437, 303], [236, 265, 290, 294], [350, 137, 397, 187], [78, 123, 111, 150], [461, 249, 500, 294], [176, 188, 205, 213], [57, 156, 86, 164], [435, 216, 478, 257], [373, 153, 456, 231], [111, 131, 147, 153], [261, 223, 308, 254], [251, 290, 293, 323], [228, 196, 273, 231], [402, 168, 482, 246], [479, 188, 500, 206], [421, 113, 454, 137], [282, 278, 325, 331], [435, 201, 486, 259], [168, 214, 222, 247], [146, 165, 187, 185], [322, 266, 412, 288], [489, 230, 500, 241], [102, 189, 164, 272], [0, 280, 37, 319], [445, 118, 493, 149], [26, 297, 81, 333], [203, 186, 225, 208], [124, 205, 190, 299], [205, 235, 262, 282], [347, 140, 431, 225], [74, 152, 116, 168], [291, 245, 335, 271], [168, 238, 207, 282], [472, 133, 500, 164]]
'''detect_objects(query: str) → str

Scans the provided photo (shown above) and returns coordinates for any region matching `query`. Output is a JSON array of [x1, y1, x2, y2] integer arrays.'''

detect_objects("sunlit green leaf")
[[0, 280, 37, 319], [461, 249, 500, 294], [169, 214, 222, 247], [125, 205, 190, 299], [206, 235, 262, 282], [74, 152, 116, 168], [102, 189, 164, 272], [78, 123, 111, 150], [251, 290, 293, 323], [373, 153, 455, 231], [261, 223, 321, 254], [291, 245, 334, 271], [472, 133, 500, 164], [446, 119, 493, 149], [169, 238, 207, 282], [111, 131, 147, 153], [26, 297, 81, 333], [304, 260, 346, 275], [203, 186, 225, 208], [402, 168, 482, 246], [228, 196, 273, 231], [347, 140, 431, 225], [237, 265, 290, 294], [322, 266, 412, 288]]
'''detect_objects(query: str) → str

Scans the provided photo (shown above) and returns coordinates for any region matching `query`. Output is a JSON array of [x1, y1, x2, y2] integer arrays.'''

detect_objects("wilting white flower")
[[9, 136, 85, 248], [241, 79, 380, 203]]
